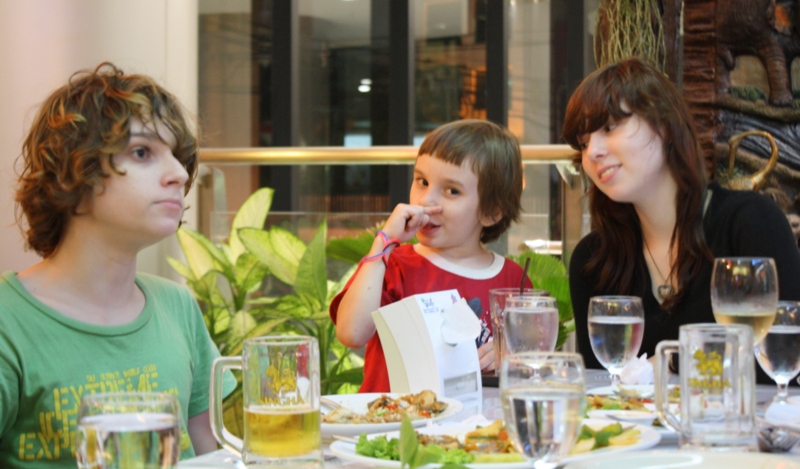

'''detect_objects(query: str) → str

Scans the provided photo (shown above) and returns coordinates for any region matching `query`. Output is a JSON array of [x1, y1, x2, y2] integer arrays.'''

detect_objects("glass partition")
[[197, 144, 584, 263], [197, 0, 594, 264]]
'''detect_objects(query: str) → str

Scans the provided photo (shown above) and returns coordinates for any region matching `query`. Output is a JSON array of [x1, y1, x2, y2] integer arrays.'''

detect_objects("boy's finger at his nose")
[[423, 205, 443, 214]]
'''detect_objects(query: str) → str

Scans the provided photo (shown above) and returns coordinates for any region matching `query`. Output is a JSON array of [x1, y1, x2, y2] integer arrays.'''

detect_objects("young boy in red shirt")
[[331, 119, 530, 392]]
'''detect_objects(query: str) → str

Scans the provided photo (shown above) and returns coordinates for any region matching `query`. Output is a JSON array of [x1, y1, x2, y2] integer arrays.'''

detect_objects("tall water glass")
[[504, 296, 559, 354], [210, 336, 321, 468], [711, 257, 778, 343], [587, 296, 644, 386], [76, 392, 181, 469], [500, 352, 586, 468], [490, 288, 548, 376], [755, 301, 800, 403]]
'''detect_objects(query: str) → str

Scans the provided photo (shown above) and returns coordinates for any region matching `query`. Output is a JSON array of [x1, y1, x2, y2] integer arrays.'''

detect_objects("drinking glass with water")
[[489, 288, 548, 376], [75, 392, 181, 469], [503, 296, 559, 354], [499, 352, 586, 468], [755, 301, 800, 403], [587, 296, 644, 386]]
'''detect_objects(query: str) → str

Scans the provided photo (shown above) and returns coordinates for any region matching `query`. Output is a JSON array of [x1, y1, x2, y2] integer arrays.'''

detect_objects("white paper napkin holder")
[[371, 289, 483, 405]]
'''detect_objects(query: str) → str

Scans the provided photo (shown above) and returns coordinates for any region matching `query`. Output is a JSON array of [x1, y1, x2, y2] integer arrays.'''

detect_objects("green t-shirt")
[[0, 271, 237, 469]]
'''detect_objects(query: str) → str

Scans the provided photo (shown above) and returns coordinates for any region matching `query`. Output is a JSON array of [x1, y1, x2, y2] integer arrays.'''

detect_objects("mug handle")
[[210, 356, 243, 457], [655, 340, 680, 433]]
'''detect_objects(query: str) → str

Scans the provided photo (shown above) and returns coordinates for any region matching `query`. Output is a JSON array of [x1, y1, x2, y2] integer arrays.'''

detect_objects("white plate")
[[588, 384, 656, 398], [562, 450, 800, 469], [328, 418, 660, 468], [320, 393, 463, 438], [587, 409, 657, 426], [765, 401, 800, 432]]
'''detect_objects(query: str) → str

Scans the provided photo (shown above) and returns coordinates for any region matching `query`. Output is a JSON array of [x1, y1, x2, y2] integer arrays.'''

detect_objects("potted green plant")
[[168, 188, 363, 435]]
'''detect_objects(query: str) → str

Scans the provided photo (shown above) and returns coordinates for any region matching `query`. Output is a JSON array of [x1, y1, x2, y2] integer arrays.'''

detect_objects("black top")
[[569, 183, 800, 382]]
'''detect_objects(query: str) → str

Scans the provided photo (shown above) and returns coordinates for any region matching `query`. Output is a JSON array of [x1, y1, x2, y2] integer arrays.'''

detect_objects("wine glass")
[[587, 296, 645, 386], [504, 296, 559, 354], [499, 352, 586, 468], [755, 301, 800, 403], [711, 257, 779, 343], [76, 392, 181, 469]]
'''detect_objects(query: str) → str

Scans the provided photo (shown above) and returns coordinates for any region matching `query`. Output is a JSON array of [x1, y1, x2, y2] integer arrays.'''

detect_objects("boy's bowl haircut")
[[418, 119, 523, 244]]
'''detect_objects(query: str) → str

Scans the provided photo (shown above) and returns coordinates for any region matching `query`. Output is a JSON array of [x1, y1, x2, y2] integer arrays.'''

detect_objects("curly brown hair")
[[15, 62, 199, 258], [418, 119, 523, 244]]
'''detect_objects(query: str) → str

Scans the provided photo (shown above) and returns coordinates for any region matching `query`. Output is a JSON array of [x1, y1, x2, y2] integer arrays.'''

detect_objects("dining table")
[[179, 369, 800, 468]]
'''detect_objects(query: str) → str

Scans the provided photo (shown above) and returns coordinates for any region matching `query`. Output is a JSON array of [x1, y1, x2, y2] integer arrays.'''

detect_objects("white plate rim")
[[320, 393, 464, 436], [588, 384, 656, 397], [328, 418, 661, 468], [561, 450, 800, 469], [586, 409, 656, 425]]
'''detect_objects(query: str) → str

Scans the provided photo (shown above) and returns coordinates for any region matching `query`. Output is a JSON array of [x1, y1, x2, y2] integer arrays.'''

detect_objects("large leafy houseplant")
[[168, 188, 363, 435]]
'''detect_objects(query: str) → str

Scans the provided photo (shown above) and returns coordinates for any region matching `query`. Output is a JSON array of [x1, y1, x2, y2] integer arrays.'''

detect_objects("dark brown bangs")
[[563, 65, 634, 150]]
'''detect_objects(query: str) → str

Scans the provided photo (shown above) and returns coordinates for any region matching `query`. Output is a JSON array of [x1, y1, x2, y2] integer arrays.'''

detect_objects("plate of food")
[[585, 391, 678, 442], [321, 390, 463, 437], [588, 384, 680, 402], [328, 418, 660, 468]]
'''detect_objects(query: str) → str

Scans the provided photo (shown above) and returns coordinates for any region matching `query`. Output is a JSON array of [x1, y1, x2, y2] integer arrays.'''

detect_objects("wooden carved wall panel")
[[681, 0, 718, 179], [677, 0, 800, 224]]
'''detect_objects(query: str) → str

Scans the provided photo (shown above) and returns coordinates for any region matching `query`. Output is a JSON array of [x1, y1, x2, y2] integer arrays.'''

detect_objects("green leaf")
[[227, 310, 258, 345], [191, 270, 225, 307], [321, 366, 364, 394], [262, 294, 316, 319], [239, 227, 305, 286], [206, 306, 232, 336], [176, 227, 216, 279], [167, 257, 195, 281], [182, 228, 235, 281], [398, 415, 419, 469], [229, 187, 274, 260], [326, 229, 376, 264], [413, 449, 439, 468], [226, 317, 291, 356], [295, 221, 328, 304], [234, 253, 269, 294], [537, 277, 573, 319], [509, 251, 566, 280]]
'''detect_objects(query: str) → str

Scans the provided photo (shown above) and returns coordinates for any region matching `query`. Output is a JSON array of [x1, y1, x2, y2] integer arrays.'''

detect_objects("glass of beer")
[[210, 336, 321, 468], [75, 392, 181, 468]]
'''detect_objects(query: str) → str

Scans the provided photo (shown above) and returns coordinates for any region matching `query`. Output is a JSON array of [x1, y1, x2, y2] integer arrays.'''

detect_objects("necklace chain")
[[643, 239, 675, 300]]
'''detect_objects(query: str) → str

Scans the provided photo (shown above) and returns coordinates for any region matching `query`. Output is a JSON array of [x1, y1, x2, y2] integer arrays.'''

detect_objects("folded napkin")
[[765, 401, 800, 430], [619, 354, 654, 385], [440, 298, 482, 345]]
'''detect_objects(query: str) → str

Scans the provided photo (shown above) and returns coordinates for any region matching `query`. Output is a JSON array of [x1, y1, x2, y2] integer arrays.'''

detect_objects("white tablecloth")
[[179, 370, 800, 468]]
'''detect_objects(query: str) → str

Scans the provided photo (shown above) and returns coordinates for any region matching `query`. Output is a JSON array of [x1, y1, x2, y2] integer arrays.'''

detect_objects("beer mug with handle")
[[655, 323, 756, 451], [210, 336, 322, 468]]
